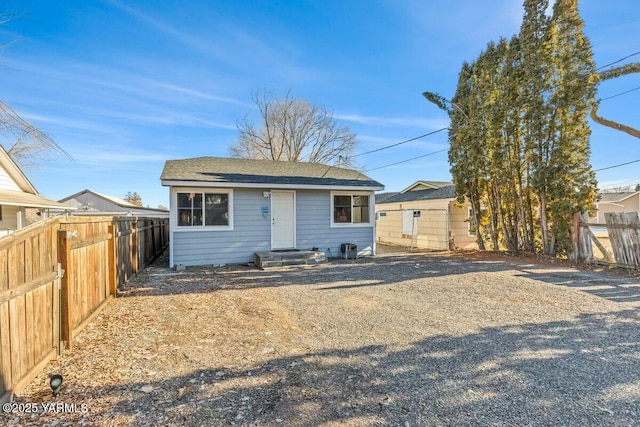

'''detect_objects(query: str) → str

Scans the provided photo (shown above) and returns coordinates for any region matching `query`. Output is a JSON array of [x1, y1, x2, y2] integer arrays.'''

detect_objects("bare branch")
[[590, 102, 640, 139], [591, 62, 640, 139], [230, 89, 356, 165], [0, 101, 73, 168]]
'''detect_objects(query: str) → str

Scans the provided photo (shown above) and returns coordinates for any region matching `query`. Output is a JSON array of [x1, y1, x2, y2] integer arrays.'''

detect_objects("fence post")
[[57, 230, 73, 349], [108, 225, 116, 296], [151, 220, 157, 259], [132, 221, 138, 275], [573, 212, 580, 262]]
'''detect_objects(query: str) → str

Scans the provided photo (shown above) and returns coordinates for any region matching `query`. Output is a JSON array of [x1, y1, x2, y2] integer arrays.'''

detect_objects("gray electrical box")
[[340, 243, 357, 259]]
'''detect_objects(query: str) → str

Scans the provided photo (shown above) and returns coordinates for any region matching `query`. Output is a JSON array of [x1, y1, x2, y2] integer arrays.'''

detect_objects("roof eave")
[[0, 200, 78, 210], [161, 179, 384, 191], [377, 196, 456, 204]]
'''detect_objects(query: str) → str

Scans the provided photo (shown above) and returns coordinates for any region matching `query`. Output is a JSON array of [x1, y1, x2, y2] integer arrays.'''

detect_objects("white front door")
[[271, 191, 295, 249]]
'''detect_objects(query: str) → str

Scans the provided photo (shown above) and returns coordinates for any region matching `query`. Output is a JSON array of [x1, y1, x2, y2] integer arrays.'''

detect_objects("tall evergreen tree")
[[542, 0, 597, 255], [425, 0, 599, 257]]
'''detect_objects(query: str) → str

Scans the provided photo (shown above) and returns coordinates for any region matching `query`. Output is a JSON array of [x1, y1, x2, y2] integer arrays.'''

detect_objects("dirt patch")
[[5, 248, 640, 426]]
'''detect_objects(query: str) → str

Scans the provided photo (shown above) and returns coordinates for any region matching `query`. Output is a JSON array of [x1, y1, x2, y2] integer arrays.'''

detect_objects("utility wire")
[[350, 127, 448, 159], [599, 84, 640, 101], [362, 51, 640, 174], [596, 51, 640, 71], [364, 148, 448, 172], [594, 159, 640, 172]]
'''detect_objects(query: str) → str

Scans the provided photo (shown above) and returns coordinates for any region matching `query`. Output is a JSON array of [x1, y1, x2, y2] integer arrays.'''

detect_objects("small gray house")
[[160, 157, 384, 267]]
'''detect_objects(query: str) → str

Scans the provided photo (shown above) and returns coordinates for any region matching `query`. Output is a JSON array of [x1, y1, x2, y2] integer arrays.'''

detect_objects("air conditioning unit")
[[340, 243, 357, 259]]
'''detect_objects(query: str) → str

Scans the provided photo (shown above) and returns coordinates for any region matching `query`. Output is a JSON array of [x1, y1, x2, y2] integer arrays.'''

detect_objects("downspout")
[[447, 203, 451, 250], [373, 210, 377, 256], [169, 188, 174, 268]]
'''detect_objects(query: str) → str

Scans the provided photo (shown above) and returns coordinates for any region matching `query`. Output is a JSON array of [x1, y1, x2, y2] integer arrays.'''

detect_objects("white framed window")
[[331, 191, 373, 227], [174, 189, 233, 230]]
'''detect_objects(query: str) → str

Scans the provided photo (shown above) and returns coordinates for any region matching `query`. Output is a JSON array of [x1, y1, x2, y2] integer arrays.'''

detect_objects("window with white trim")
[[177, 191, 231, 228], [332, 193, 371, 225]]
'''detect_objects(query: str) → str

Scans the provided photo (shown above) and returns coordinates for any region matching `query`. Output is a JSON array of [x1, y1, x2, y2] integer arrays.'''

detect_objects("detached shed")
[[375, 181, 478, 250]]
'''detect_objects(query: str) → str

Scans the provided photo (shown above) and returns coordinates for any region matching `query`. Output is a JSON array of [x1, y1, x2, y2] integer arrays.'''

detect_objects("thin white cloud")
[[86, 109, 237, 130], [4, 57, 248, 109], [21, 107, 236, 132], [337, 113, 449, 130], [151, 82, 251, 107], [103, 0, 323, 86], [73, 150, 169, 164], [20, 112, 117, 134], [103, 0, 223, 58], [357, 134, 448, 151]]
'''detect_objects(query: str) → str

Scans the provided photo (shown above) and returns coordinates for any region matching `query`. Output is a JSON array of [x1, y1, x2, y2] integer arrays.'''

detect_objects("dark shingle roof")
[[375, 192, 399, 203], [378, 185, 457, 203], [160, 157, 383, 188]]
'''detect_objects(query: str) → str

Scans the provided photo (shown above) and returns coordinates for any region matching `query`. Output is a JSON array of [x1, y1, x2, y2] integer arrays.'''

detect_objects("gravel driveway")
[[6, 247, 640, 426]]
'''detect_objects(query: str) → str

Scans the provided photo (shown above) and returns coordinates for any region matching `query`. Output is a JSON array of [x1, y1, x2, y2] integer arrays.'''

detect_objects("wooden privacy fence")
[[0, 215, 168, 404], [573, 211, 640, 269]]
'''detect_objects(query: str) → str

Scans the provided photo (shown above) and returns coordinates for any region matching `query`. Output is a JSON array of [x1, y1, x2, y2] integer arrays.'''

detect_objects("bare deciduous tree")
[[230, 91, 356, 165], [0, 101, 72, 167], [1, 15, 72, 168]]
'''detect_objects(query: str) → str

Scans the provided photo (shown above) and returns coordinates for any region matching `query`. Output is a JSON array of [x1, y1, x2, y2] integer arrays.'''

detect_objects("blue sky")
[[0, 0, 638, 208]]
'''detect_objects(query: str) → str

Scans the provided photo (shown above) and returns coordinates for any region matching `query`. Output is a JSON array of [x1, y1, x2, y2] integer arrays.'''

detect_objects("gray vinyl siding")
[[171, 188, 375, 267], [296, 190, 374, 257], [172, 188, 270, 266]]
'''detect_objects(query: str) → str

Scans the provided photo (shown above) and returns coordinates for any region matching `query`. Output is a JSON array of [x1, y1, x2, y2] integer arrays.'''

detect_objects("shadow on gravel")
[[69, 308, 640, 426], [515, 270, 640, 303], [123, 251, 640, 305]]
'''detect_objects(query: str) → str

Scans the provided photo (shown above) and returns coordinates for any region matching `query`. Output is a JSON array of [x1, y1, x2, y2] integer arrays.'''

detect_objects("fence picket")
[[0, 216, 168, 403], [577, 212, 640, 269]]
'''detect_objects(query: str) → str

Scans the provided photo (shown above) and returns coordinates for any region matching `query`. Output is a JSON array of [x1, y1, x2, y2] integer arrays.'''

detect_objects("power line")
[[599, 85, 640, 102], [600, 176, 640, 189], [350, 127, 448, 159], [594, 159, 640, 172], [596, 51, 640, 71], [362, 51, 640, 175], [364, 148, 448, 172]]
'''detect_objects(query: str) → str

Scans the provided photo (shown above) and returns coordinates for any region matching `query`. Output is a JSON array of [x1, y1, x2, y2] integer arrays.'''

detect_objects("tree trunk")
[[539, 190, 550, 255], [470, 194, 485, 250]]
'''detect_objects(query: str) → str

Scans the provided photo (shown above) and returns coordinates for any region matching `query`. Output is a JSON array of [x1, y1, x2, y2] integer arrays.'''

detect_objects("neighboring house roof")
[[598, 192, 639, 203], [58, 189, 168, 213], [160, 157, 384, 190], [0, 189, 73, 209], [399, 180, 452, 193], [375, 192, 399, 204], [376, 179, 457, 204], [0, 145, 73, 210], [378, 185, 457, 204], [94, 192, 138, 207]]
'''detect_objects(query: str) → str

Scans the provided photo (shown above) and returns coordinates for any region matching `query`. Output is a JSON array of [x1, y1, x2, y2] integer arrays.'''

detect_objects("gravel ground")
[[4, 246, 640, 426]]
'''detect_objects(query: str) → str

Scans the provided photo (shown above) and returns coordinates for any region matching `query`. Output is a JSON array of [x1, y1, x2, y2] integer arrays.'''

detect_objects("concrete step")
[[254, 250, 327, 269]]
